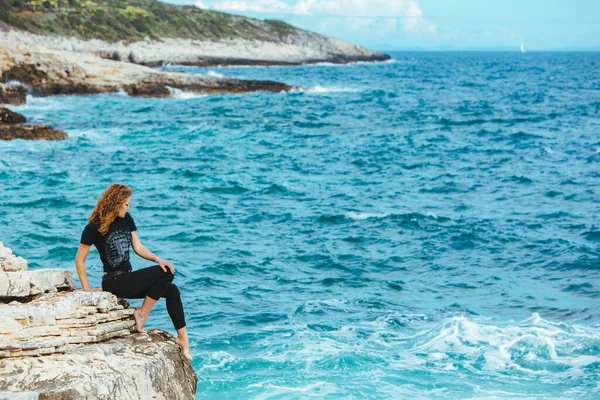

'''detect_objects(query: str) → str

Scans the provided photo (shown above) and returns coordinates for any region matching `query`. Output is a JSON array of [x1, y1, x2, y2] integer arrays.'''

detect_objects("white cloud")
[[347, 17, 373, 31], [293, 0, 341, 15], [195, 0, 289, 12], [196, 0, 437, 37]]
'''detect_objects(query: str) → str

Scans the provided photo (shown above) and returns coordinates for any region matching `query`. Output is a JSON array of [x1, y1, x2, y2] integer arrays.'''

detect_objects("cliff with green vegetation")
[[0, 0, 389, 66], [0, 0, 388, 127], [2, 0, 324, 43]]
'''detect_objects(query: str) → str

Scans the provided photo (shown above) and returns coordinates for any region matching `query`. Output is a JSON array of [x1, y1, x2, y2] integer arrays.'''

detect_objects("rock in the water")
[[0, 83, 26, 106], [0, 108, 26, 124], [0, 106, 67, 142], [0, 124, 67, 141]]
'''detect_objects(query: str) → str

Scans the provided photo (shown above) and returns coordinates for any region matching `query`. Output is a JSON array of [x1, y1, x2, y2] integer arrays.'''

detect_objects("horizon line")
[[372, 47, 600, 52]]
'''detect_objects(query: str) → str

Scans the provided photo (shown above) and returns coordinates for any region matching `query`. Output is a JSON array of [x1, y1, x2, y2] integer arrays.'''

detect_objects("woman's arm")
[[75, 244, 100, 292], [131, 231, 174, 273]]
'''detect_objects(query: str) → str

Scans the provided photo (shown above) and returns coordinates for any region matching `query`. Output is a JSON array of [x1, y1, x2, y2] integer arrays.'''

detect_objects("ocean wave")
[[202, 185, 250, 195], [307, 59, 399, 68], [164, 232, 218, 243], [294, 299, 348, 316], [436, 116, 547, 126], [2, 196, 76, 208], [316, 211, 451, 225], [301, 86, 361, 94], [166, 86, 207, 99], [207, 70, 224, 78], [246, 380, 332, 396], [345, 211, 389, 220], [404, 314, 600, 375], [197, 351, 237, 372]]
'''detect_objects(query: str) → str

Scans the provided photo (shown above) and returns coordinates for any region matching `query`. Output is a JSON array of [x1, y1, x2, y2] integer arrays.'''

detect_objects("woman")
[[74, 183, 192, 361]]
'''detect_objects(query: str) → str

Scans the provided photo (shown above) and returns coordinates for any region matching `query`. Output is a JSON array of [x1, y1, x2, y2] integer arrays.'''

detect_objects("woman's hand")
[[157, 258, 174, 274]]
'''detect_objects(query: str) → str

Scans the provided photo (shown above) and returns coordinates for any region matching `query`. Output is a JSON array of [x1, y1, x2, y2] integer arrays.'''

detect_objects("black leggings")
[[102, 265, 186, 330]]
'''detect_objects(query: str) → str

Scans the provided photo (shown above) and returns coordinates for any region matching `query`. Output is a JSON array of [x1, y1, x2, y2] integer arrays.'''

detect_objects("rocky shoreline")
[[0, 100, 67, 140], [138, 53, 390, 68], [0, 30, 302, 140], [0, 31, 295, 98], [87, 35, 390, 67], [0, 18, 389, 139], [0, 29, 389, 99], [0, 242, 197, 398]]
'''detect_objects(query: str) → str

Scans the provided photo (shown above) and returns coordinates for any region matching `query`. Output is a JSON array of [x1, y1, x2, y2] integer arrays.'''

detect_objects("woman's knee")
[[154, 266, 174, 282], [165, 283, 181, 298]]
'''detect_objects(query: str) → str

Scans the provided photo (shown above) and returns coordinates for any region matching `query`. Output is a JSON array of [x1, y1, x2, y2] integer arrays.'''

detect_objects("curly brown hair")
[[88, 183, 133, 236]]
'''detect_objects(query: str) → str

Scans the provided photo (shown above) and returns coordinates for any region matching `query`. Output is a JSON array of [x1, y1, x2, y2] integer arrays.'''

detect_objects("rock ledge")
[[0, 242, 196, 399]]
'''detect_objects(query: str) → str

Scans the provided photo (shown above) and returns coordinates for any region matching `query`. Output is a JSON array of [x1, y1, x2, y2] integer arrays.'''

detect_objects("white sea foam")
[[297, 298, 348, 314], [258, 312, 599, 377], [303, 85, 361, 94], [307, 59, 396, 68], [250, 381, 337, 400], [197, 350, 237, 372], [116, 88, 129, 97], [210, 312, 600, 398], [401, 313, 600, 375], [345, 211, 389, 220], [165, 86, 207, 99], [207, 70, 224, 78], [15, 95, 67, 112], [250, 381, 327, 392]]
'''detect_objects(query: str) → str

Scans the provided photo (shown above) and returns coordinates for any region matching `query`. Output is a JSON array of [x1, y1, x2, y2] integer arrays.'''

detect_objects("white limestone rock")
[[0, 269, 74, 299], [0, 391, 38, 400], [0, 256, 27, 272], [0, 29, 387, 70], [0, 272, 8, 297], [32, 269, 75, 292], [0, 243, 197, 399], [0, 243, 12, 258], [0, 243, 27, 272], [0, 330, 197, 400], [1, 290, 136, 358]]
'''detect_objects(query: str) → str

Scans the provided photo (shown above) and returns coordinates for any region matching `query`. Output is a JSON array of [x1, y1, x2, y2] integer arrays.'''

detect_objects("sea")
[[1, 51, 599, 399]]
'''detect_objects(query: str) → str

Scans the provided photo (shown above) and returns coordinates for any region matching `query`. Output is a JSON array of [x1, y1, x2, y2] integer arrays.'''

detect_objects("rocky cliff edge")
[[0, 242, 197, 399]]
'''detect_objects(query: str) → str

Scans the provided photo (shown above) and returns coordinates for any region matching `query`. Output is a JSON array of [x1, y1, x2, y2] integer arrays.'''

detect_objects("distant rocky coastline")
[[0, 0, 389, 139], [0, 30, 295, 99], [0, 242, 196, 398], [0, 0, 389, 68]]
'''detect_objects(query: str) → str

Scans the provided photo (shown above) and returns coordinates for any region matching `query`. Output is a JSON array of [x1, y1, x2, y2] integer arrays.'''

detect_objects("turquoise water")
[[1, 52, 600, 398]]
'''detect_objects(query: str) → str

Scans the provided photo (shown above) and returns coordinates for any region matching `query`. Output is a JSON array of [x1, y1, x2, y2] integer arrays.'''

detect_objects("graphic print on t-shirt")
[[105, 230, 131, 269]]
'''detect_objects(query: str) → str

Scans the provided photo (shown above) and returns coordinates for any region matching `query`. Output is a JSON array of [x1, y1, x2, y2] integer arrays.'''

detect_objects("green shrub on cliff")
[[119, 6, 149, 20], [0, 0, 301, 42]]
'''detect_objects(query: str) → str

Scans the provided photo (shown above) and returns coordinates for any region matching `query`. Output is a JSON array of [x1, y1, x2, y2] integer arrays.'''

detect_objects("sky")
[[163, 0, 599, 50]]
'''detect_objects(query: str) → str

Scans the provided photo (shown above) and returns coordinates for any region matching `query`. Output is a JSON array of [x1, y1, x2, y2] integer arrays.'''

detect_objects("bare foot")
[[175, 337, 192, 361], [133, 308, 148, 332]]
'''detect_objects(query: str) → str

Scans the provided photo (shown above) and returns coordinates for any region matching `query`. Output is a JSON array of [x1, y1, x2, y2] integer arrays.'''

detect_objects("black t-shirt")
[[80, 212, 137, 273]]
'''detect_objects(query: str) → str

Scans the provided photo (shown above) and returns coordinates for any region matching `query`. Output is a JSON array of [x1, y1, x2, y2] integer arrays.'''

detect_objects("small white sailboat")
[[520, 42, 526, 53]]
